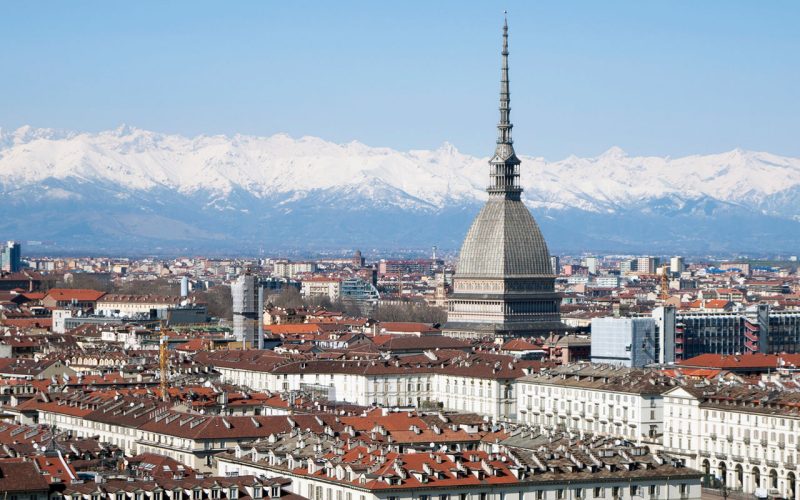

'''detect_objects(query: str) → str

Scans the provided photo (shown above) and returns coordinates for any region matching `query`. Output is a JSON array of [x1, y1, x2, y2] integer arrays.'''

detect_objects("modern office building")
[[0, 241, 21, 272], [591, 316, 659, 367], [550, 255, 560, 275], [585, 256, 599, 275], [231, 273, 262, 348], [619, 258, 637, 274], [377, 259, 438, 276], [340, 276, 379, 313], [670, 256, 685, 274], [654, 305, 800, 363], [272, 261, 317, 278], [636, 256, 660, 275]]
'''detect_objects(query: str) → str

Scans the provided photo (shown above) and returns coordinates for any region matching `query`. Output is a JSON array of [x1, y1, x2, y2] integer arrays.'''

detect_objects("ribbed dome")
[[457, 197, 553, 278]]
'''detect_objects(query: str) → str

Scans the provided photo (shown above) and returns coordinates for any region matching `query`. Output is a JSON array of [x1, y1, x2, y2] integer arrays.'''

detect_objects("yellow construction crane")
[[159, 332, 169, 402], [659, 264, 671, 301]]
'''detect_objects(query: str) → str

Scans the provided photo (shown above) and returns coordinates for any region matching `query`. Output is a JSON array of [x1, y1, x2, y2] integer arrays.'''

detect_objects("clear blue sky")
[[1, 1, 798, 159]]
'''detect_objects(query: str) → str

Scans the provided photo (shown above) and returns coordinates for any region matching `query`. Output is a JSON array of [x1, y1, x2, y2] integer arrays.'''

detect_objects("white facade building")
[[217, 433, 702, 500], [591, 317, 658, 367], [273, 261, 317, 278], [516, 365, 671, 443], [301, 278, 342, 302], [670, 256, 685, 274], [209, 353, 531, 421], [663, 385, 800, 498]]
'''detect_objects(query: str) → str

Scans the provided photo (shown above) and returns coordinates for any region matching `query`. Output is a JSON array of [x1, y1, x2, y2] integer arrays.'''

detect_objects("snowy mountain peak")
[[1, 125, 800, 253], [1, 125, 73, 145], [112, 123, 139, 137], [0, 126, 798, 212], [598, 146, 627, 159]]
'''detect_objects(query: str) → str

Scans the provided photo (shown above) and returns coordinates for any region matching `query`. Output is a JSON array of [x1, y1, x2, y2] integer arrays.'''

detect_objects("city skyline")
[[1, 4, 800, 498], [2, 1, 798, 160]]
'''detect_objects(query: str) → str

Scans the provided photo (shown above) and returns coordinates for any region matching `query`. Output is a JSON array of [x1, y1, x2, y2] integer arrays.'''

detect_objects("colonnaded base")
[[442, 321, 571, 340]]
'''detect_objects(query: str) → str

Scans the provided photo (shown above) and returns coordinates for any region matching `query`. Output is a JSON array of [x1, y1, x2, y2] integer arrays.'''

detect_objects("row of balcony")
[[701, 452, 797, 469]]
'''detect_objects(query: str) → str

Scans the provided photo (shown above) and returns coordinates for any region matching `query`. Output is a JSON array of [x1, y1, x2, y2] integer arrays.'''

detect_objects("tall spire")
[[488, 13, 522, 200], [498, 13, 512, 146]]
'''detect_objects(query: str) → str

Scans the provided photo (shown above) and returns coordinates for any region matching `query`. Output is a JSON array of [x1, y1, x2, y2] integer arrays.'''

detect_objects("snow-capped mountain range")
[[1, 125, 799, 254]]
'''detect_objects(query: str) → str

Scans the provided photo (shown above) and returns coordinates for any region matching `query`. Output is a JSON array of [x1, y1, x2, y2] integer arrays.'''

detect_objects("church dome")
[[457, 197, 552, 278]]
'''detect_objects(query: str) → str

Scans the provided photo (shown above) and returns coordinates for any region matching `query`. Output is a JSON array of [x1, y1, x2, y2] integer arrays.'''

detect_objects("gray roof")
[[456, 197, 553, 278]]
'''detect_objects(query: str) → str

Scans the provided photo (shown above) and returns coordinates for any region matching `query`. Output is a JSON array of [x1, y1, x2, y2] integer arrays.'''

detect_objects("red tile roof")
[[502, 338, 542, 351], [0, 460, 50, 493], [44, 288, 106, 302], [677, 353, 800, 370], [378, 322, 440, 334]]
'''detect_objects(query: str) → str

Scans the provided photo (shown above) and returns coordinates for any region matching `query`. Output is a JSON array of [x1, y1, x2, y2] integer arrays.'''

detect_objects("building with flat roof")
[[591, 316, 658, 367], [0, 241, 21, 272]]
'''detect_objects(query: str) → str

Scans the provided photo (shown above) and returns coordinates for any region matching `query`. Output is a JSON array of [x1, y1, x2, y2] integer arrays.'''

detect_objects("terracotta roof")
[[33, 455, 77, 483], [371, 335, 470, 351], [138, 412, 341, 440], [502, 338, 542, 351], [98, 294, 181, 304], [44, 288, 106, 302], [0, 317, 52, 329], [266, 324, 325, 335], [0, 460, 50, 493], [378, 322, 440, 334], [677, 353, 792, 370]]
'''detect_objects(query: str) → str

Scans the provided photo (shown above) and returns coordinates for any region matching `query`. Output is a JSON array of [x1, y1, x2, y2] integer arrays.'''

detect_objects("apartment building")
[[217, 430, 702, 500], [516, 364, 673, 443], [206, 350, 537, 421], [22, 391, 342, 471], [301, 277, 342, 302], [663, 384, 800, 498]]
